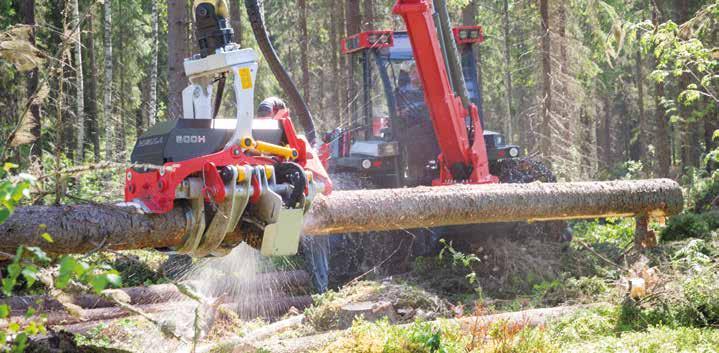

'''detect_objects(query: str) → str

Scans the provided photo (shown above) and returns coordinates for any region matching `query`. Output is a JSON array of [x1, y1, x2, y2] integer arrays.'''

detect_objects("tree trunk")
[[3, 271, 309, 312], [168, 0, 189, 120], [299, 0, 310, 105], [71, 0, 85, 163], [229, 0, 243, 46], [501, 0, 514, 140], [0, 180, 682, 255], [103, 0, 114, 161], [539, 0, 552, 161], [337, 0, 347, 127], [116, 0, 126, 160], [85, 12, 101, 162], [652, 5, 671, 177], [148, 0, 159, 127], [330, 0, 341, 126], [346, 0, 361, 126], [363, 0, 374, 30], [636, 44, 648, 171], [17, 0, 42, 164]]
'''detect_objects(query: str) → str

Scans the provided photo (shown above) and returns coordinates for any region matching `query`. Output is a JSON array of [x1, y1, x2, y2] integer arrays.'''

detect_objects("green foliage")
[[660, 211, 719, 242], [438, 239, 481, 287], [532, 276, 609, 306], [572, 218, 635, 246]]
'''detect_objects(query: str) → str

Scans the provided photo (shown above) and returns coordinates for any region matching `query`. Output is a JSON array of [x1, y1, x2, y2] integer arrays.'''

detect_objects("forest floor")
[[37, 213, 718, 353]]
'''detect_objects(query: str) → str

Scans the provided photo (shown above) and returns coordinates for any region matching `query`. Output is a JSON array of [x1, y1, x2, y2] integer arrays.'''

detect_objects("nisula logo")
[[176, 135, 207, 144]]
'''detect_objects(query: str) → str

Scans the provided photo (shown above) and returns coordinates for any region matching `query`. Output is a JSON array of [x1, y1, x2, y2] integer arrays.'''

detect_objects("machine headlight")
[[379, 143, 398, 157], [362, 159, 372, 169], [509, 147, 519, 158]]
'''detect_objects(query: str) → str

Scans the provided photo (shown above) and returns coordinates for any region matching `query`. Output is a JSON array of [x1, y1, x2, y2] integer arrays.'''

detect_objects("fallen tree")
[[1, 270, 310, 312], [0, 179, 682, 255]]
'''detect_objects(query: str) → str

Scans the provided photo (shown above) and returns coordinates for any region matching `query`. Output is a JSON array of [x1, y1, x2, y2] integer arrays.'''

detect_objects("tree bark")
[[229, 0, 243, 46], [636, 44, 647, 171], [168, 0, 189, 120], [501, 0, 514, 140], [3, 271, 309, 312], [346, 0, 361, 126], [299, 0, 310, 105], [103, 0, 114, 161], [0, 180, 682, 255], [148, 0, 159, 127], [17, 0, 42, 163], [539, 0, 552, 161], [362, 0, 374, 30], [116, 0, 127, 160], [652, 5, 671, 177], [85, 11, 101, 162], [72, 0, 85, 163]]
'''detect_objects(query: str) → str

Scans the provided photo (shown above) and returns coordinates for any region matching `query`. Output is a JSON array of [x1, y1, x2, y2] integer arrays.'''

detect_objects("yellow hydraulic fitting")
[[241, 136, 256, 149], [306, 171, 313, 182], [237, 167, 247, 182], [255, 140, 298, 160], [264, 165, 274, 180]]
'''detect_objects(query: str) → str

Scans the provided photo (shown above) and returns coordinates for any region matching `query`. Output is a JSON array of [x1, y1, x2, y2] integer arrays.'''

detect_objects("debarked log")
[[0, 179, 683, 255]]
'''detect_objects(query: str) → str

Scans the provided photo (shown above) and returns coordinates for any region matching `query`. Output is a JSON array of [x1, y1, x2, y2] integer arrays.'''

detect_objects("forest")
[[0, 0, 717, 352]]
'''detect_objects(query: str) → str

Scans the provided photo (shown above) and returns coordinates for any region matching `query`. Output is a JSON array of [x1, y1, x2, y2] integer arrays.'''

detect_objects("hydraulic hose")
[[244, 0, 317, 144]]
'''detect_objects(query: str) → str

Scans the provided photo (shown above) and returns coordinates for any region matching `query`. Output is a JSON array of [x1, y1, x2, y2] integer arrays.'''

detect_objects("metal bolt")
[[233, 148, 241, 156], [127, 172, 132, 180], [159, 167, 166, 176]]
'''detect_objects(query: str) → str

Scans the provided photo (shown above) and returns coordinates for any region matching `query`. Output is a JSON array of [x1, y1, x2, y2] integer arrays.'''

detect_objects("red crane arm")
[[393, 0, 495, 185]]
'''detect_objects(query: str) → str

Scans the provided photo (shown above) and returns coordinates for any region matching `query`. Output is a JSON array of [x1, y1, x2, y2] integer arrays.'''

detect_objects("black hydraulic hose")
[[244, 0, 317, 144]]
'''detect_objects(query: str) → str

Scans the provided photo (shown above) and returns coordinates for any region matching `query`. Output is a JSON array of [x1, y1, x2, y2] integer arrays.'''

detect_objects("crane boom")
[[393, 0, 496, 185]]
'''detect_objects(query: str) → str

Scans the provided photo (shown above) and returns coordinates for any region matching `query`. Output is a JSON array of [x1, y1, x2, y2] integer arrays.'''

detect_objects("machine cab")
[[328, 27, 513, 187]]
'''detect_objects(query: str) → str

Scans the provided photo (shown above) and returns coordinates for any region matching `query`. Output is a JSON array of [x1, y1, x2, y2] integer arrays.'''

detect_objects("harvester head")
[[124, 0, 331, 258]]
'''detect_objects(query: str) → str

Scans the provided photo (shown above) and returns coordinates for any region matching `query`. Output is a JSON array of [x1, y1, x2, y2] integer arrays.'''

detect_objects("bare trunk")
[[229, 0, 243, 46], [0, 180, 682, 255], [636, 45, 648, 170], [652, 5, 671, 177], [17, 0, 42, 163], [148, 0, 159, 127], [363, 0, 374, 30], [85, 12, 101, 162], [116, 0, 127, 160], [3, 271, 309, 312], [539, 0, 552, 161], [299, 0, 310, 105], [501, 0, 514, 140], [72, 0, 85, 163], [330, 0, 341, 125], [168, 0, 189, 120], [103, 0, 114, 161], [346, 0, 361, 126]]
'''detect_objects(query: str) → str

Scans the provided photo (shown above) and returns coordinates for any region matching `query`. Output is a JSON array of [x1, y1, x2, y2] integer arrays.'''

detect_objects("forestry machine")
[[124, 0, 331, 257], [324, 0, 545, 188]]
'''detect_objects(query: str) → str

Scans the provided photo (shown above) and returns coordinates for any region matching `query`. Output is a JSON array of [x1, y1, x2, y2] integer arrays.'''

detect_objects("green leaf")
[[21, 265, 38, 288], [90, 275, 108, 294], [0, 304, 8, 318], [24, 306, 35, 318], [40, 232, 53, 243], [56, 256, 79, 289], [0, 207, 10, 224], [105, 273, 122, 287], [25, 247, 49, 263], [12, 332, 27, 353]]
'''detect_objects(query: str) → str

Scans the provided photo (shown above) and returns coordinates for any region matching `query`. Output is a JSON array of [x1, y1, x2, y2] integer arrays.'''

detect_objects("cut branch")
[[0, 179, 683, 255]]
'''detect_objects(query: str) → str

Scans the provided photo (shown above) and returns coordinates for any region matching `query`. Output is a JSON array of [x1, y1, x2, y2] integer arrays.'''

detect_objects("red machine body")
[[125, 109, 332, 214], [393, 0, 496, 185]]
